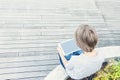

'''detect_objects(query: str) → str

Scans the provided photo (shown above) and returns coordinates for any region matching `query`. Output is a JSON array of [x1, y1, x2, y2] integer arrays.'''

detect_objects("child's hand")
[[57, 44, 68, 66], [57, 44, 64, 55]]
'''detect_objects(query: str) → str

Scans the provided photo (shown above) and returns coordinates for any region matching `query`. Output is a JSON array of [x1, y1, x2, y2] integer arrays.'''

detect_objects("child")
[[57, 24, 105, 80]]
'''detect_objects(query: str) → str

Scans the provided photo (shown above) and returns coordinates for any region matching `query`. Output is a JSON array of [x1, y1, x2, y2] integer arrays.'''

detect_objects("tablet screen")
[[59, 39, 80, 55]]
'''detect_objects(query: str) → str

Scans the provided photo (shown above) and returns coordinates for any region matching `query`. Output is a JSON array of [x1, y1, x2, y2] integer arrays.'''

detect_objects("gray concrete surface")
[[0, 0, 119, 80]]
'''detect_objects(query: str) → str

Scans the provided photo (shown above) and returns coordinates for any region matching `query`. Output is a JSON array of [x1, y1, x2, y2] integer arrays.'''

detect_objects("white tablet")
[[58, 39, 80, 55]]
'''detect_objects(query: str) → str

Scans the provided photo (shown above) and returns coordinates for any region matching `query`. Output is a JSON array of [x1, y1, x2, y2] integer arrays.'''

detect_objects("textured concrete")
[[0, 0, 119, 80], [0, 0, 97, 9]]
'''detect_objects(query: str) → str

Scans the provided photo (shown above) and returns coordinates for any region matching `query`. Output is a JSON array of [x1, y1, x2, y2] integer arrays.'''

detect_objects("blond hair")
[[75, 24, 98, 52]]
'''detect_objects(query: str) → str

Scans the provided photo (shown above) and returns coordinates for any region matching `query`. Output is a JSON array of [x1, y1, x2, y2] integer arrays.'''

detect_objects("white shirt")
[[65, 51, 105, 80]]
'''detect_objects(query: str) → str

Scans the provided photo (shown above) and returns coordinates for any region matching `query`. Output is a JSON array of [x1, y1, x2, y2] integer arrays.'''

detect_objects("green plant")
[[93, 59, 120, 80]]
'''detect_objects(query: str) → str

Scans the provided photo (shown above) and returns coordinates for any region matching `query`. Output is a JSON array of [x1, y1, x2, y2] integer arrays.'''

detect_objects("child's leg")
[[58, 54, 65, 68], [58, 53, 72, 68]]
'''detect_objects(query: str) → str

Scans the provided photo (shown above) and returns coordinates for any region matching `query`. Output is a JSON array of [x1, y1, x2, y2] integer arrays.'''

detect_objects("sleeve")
[[65, 58, 74, 70], [64, 56, 78, 78]]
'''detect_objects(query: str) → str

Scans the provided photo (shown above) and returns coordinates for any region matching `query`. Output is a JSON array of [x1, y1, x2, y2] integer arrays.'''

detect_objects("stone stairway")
[[95, 0, 120, 46], [0, 55, 58, 80], [0, 0, 119, 80]]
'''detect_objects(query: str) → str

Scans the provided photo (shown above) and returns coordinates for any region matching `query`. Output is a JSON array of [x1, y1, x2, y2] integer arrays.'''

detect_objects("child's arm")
[[57, 45, 68, 66]]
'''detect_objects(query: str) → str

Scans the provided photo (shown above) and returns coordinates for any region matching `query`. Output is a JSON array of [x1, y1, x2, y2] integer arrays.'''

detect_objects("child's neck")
[[84, 50, 97, 56]]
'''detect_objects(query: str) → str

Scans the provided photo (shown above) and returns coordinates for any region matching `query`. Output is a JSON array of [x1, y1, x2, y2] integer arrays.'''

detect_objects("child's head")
[[75, 24, 98, 52]]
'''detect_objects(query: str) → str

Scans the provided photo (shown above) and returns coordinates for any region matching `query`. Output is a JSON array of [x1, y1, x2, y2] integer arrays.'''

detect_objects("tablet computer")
[[58, 39, 80, 55]]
